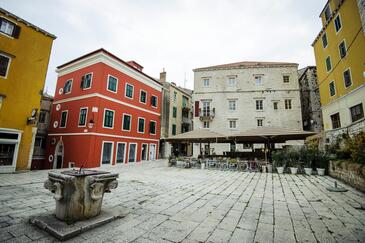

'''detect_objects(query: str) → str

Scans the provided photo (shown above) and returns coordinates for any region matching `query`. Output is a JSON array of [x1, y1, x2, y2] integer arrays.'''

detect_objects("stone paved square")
[[0, 160, 364, 242]]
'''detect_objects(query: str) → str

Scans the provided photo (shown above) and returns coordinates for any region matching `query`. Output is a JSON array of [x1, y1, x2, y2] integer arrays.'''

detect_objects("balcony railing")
[[199, 108, 215, 121], [182, 117, 192, 125]]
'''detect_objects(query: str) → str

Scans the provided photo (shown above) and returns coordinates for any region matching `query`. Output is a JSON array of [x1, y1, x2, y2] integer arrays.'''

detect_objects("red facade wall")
[[46, 55, 162, 169]]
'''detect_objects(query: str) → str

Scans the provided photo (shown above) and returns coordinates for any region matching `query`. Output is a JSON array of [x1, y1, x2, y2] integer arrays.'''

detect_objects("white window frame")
[[228, 120, 237, 129], [203, 121, 209, 128], [141, 143, 149, 161], [254, 75, 263, 86], [343, 67, 352, 89], [257, 118, 264, 127], [122, 113, 132, 131], [0, 17, 15, 37], [150, 120, 157, 135], [59, 110, 68, 128], [125, 83, 134, 99], [82, 72, 93, 90], [107, 74, 118, 93], [128, 143, 138, 163], [139, 89, 147, 104], [273, 101, 279, 110], [0, 53, 11, 79], [64, 79, 73, 94], [100, 141, 114, 166], [78, 107, 88, 127], [338, 39, 347, 59], [285, 99, 292, 110], [228, 100, 237, 111], [334, 14, 342, 34], [203, 78, 210, 87], [115, 142, 127, 164], [102, 108, 115, 129], [151, 95, 158, 108], [256, 100, 263, 111], [137, 117, 145, 134], [228, 77, 236, 87], [329, 80, 336, 97], [323, 4, 331, 22]]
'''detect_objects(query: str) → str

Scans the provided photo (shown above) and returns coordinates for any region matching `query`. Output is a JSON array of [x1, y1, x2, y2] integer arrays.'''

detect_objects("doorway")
[[149, 144, 156, 161], [54, 140, 64, 169], [141, 144, 148, 161]]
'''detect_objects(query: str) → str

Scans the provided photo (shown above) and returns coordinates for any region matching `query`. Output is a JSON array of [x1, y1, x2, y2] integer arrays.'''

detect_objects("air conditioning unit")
[[68, 162, 75, 168]]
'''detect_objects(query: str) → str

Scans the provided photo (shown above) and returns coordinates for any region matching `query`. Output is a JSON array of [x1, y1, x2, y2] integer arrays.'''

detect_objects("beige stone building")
[[192, 61, 303, 157], [159, 70, 193, 158]]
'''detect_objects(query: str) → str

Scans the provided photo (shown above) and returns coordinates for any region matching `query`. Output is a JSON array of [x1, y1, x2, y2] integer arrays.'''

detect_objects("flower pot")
[[317, 168, 325, 176], [290, 167, 298, 175], [277, 167, 284, 174], [201, 163, 205, 170], [304, 168, 312, 175], [267, 164, 273, 173]]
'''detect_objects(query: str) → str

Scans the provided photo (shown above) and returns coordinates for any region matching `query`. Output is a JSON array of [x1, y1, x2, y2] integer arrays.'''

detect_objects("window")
[[228, 77, 236, 86], [273, 102, 278, 110], [125, 83, 134, 98], [255, 76, 262, 85], [329, 81, 336, 96], [101, 142, 113, 165], [140, 90, 147, 104], [78, 108, 88, 126], [334, 15, 342, 32], [81, 73, 92, 89], [324, 4, 331, 21], [343, 69, 352, 88], [203, 78, 210, 87], [138, 118, 145, 133], [172, 124, 177, 135], [60, 111, 68, 128], [285, 99, 292, 110], [350, 104, 364, 122], [116, 143, 126, 163], [203, 121, 209, 128], [202, 101, 211, 116], [325, 56, 332, 72], [128, 143, 137, 162], [256, 100, 263, 110], [172, 107, 177, 118], [330, 113, 341, 129], [150, 121, 156, 134], [39, 111, 46, 123], [103, 109, 114, 128], [229, 120, 236, 129], [173, 91, 177, 102], [322, 33, 328, 48], [0, 54, 11, 78], [122, 114, 131, 131], [339, 41, 347, 58], [107, 75, 118, 92], [0, 18, 19, 37], [257, 119, 263, 127], [64, 79, 72, 94], [228, 100, 236, 111], [283, 75, 290, 83], [151, 96, 158, 107]]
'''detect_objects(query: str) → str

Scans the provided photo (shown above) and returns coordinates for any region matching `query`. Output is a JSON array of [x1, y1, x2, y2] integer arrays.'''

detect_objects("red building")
[[45, 49, 162, 169]]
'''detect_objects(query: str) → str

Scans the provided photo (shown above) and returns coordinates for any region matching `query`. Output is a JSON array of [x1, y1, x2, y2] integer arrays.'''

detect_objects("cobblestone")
[[0, 160, 364, 242]]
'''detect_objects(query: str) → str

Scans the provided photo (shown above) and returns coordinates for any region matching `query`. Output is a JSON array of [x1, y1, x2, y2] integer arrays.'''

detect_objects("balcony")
[[199, 108, 215, 121], [182, 117, 192, 125]]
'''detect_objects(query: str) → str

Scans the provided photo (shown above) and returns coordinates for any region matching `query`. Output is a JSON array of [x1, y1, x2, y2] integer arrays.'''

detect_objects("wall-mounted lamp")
[[88, 119, 95, 129]]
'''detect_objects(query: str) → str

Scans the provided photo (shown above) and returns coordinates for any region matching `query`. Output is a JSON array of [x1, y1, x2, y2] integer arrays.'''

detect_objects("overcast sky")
[[1, 0, 326, 94]]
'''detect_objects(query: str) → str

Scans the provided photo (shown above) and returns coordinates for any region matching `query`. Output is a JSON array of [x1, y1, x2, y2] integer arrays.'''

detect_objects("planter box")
[[329, 160, 365, 192], [304, 168, 312, 175], [317, 168, 325, 176], [277, 167, 284, 174], [290, 167, 298, 175]]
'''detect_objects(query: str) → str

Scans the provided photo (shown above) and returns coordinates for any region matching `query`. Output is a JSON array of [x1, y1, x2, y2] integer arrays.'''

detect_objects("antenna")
[[184, 72, 187, 88]]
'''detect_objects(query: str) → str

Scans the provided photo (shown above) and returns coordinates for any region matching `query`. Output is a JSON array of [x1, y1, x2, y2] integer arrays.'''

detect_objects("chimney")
[[127, 61, 143, 72], [160, 68, 166, 82]]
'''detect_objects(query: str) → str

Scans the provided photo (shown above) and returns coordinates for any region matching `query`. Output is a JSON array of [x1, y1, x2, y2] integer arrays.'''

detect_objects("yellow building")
[[0, 8, 56, 172], [312, 0, 365, 142]]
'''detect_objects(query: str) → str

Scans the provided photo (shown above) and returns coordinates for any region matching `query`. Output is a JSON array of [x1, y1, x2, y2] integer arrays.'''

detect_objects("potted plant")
[[272, 150, 285, 174], [287, 149, 299, 175], [315, 151, 329, 176], [302, 148, 314, 175]]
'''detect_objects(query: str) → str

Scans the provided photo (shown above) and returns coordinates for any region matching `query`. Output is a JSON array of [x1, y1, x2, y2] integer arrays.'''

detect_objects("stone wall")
[[329, 160, 365, 192]]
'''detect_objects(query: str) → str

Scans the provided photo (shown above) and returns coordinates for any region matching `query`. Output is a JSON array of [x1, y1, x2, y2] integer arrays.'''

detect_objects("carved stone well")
[[44, 169, 118, 222]]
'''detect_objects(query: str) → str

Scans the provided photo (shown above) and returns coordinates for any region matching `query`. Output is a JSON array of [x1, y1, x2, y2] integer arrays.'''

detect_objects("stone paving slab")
[[0, 160, 364, 242]]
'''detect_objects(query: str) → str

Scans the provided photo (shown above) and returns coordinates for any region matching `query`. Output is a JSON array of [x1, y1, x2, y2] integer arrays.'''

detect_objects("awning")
[[165, 129, 228, 143], [230, 127, 316, 143]]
